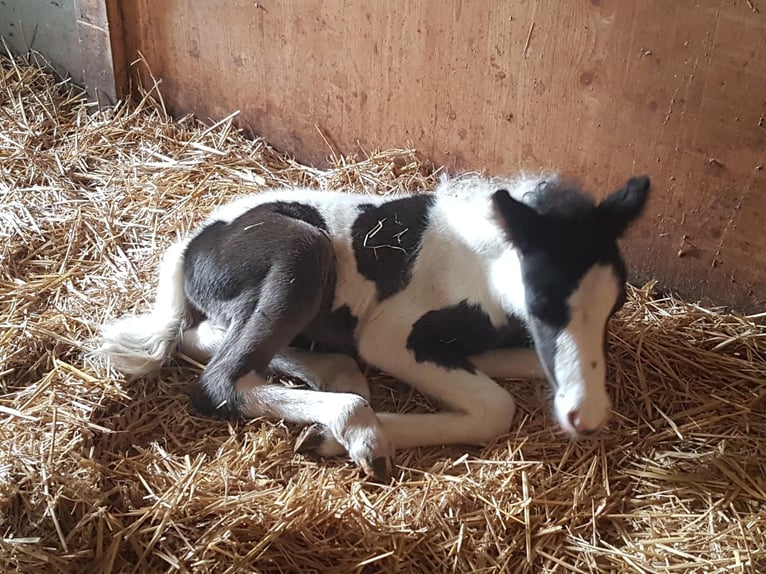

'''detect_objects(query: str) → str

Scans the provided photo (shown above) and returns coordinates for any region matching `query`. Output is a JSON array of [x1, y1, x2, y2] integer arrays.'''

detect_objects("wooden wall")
[[111, 0, 766, 312]]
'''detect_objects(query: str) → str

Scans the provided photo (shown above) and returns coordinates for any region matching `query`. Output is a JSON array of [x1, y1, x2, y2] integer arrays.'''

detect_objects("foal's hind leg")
[[268, 348, 371, 401], [239, 383, 392, 478], [180, 321, 371, 400], [192, 238, 391, 478], [179, 319, 228, 363], [232, 343, 390, 478]]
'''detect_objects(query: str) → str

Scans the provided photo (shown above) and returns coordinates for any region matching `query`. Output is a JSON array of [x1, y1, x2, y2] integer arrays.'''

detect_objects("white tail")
[[95, 239, 189, 375]]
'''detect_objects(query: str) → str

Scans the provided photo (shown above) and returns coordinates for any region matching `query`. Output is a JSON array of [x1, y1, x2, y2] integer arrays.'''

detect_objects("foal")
[[97, 173, 650, 479]]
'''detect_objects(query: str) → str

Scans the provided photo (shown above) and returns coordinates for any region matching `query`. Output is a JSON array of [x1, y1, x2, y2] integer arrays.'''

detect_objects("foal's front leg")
[[365, 361, 518, 450], [304, 336, 518, 456], [235, 375, 391, 478], [470, 347, 545, 380]]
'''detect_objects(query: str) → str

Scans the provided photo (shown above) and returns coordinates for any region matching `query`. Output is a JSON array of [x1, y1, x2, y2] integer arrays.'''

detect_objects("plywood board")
[[0, 0, 118, 103], [115, 0, 766, 312], [0, 0, 83, 84]]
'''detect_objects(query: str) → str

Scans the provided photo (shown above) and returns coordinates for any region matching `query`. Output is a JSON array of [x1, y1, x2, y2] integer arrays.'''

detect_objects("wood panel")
[[0, 0, 118, 103], [75, 0, 119, 103], [115, 0, 766, 312], [0, 0, 83, 84]]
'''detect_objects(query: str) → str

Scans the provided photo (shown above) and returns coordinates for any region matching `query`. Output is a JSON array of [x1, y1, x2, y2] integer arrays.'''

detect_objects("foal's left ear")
[[492, 189, 546, 253], [596, 176, 651, 238]]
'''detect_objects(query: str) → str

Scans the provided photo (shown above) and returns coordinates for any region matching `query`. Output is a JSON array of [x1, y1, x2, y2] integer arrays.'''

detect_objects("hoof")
[[361, 455, 394, 483]]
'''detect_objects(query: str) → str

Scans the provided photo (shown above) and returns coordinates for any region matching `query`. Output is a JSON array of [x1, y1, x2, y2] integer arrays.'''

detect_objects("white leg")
[[373, 369, 515, 450], [309, 355, 517, 456], [358, 331, 517, 450], [470, 347, 545, 380], [235, 372, 392, 478], [296, 313, 521, 458], [179, 319, 228, 362]]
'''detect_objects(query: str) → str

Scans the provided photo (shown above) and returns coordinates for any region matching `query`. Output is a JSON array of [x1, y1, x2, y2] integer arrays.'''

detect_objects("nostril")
[[567, 410, 579, 430]]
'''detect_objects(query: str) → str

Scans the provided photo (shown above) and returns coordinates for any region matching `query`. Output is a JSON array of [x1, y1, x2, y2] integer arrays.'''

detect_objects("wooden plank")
[[0, 0, 119, 103], [118, 0, 766, 312], [104, 0, 129, 99], [0, 0, 84, 84], [75, 0, 118, 104]]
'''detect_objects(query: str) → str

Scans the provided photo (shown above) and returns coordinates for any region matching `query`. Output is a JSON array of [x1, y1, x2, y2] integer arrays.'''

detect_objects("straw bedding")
[[1, 52, 764, 574]]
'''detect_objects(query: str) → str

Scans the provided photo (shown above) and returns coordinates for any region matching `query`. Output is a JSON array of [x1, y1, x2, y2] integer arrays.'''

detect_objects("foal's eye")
[[529, 301, 568, 328]]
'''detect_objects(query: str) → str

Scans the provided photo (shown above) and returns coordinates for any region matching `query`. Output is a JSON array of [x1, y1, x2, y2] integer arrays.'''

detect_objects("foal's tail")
[[95, 239, 189, 375]]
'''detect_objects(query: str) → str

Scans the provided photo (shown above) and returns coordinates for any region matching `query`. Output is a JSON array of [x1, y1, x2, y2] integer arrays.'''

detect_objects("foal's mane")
[[523, 178, 596, 221], [435, 173, 597, 224]]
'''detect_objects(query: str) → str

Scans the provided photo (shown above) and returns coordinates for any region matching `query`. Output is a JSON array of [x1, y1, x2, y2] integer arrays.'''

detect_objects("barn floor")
[[1, 53, 765, 574]]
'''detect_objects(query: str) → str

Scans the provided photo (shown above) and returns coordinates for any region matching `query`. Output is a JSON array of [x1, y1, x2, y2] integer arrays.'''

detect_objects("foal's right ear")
[[596, 176, 651, 238], [492, 189, 544, 253]]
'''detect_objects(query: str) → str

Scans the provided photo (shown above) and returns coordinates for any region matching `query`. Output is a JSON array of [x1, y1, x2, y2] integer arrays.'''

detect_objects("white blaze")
[[553, 264, 620, 435]]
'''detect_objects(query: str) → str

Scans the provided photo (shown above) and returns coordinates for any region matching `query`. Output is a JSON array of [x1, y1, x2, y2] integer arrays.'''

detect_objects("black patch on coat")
[[184, 219, 266, 305], [184, 202, 330, 308], [406, 300, 526, 372], [495, 317, 532, 348], [297, 304, 359, 355], [351, 194, 436, 301]]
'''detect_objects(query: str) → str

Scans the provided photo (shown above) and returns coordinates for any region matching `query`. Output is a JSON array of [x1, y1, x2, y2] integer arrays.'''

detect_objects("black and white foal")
[[97, 174, 650, 479]]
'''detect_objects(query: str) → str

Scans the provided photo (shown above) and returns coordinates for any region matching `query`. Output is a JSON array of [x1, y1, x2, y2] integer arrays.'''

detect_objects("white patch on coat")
[[406, 185, 529, 326]]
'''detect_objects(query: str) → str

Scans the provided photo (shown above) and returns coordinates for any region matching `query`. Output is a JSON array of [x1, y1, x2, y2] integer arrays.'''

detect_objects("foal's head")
[[493, 176, 651, 438]]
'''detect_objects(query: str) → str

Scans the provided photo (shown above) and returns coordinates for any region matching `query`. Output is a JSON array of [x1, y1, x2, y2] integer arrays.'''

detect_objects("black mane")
[[524, 179, 596, 220]]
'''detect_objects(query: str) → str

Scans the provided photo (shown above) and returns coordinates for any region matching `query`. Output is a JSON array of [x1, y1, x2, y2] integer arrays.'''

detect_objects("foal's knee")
[[326, 355, 370, 399], [473, 388, 517, 442]]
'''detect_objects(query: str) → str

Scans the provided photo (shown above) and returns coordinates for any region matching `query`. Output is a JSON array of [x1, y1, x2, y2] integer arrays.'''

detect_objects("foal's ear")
[[492, 189, 544, 252], [596, 176, 651, 238]]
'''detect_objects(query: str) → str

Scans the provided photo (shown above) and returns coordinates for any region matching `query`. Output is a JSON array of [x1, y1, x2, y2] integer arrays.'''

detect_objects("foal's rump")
[[182, 201, 336, 326], [178, 202, 339, 416], [95, 196, 340, 397]]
